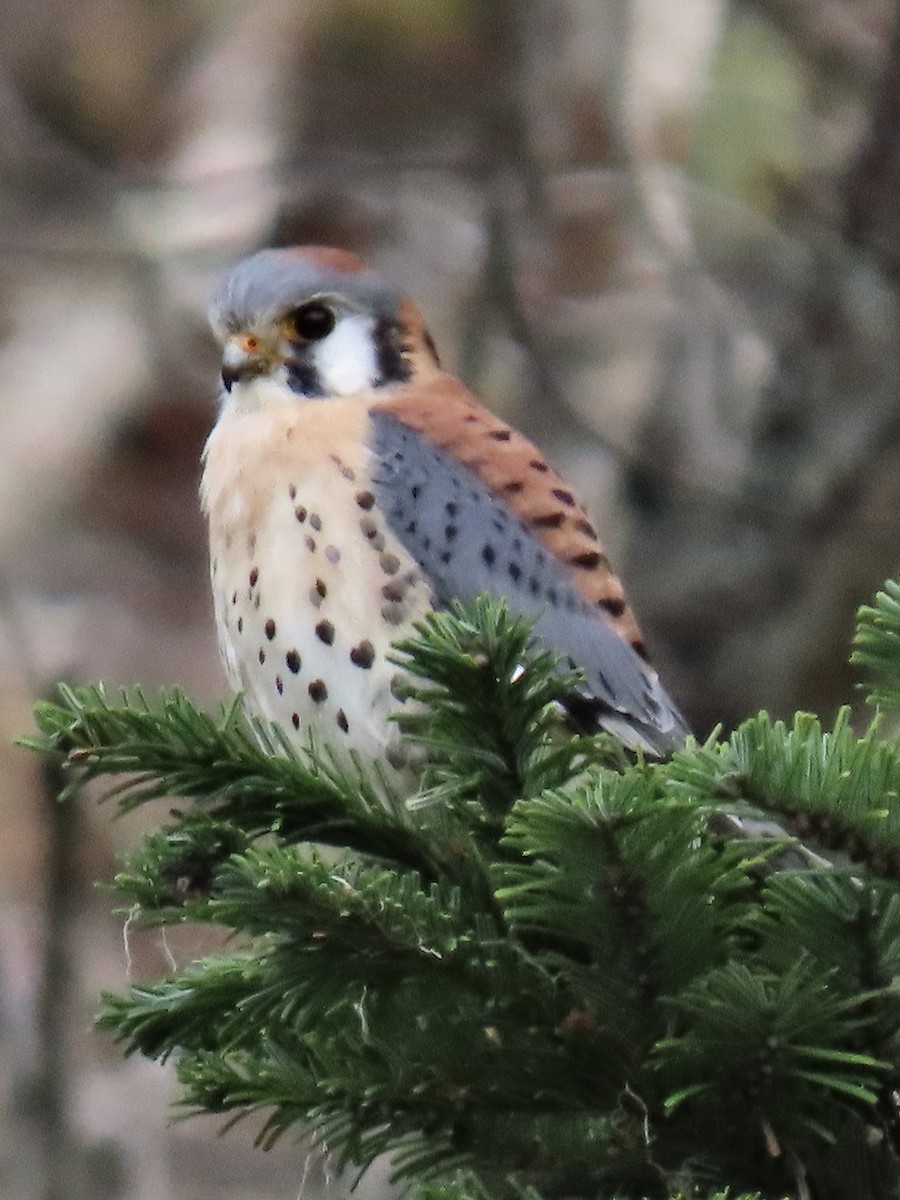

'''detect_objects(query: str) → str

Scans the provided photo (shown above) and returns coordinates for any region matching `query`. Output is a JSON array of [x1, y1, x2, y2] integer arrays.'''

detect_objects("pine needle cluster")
[[24, 585, 900, 1200]]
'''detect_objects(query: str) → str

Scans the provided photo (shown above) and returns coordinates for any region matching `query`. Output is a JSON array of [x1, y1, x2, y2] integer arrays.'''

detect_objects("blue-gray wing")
[[367, 398, 689, 754]]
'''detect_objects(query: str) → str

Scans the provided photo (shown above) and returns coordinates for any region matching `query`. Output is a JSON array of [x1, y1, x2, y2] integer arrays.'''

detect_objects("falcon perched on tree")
[[202, 246, 688, 776]]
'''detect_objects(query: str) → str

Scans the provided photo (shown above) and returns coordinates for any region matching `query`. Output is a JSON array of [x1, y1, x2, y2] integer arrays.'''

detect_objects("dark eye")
[[288, 302, 336, 341]]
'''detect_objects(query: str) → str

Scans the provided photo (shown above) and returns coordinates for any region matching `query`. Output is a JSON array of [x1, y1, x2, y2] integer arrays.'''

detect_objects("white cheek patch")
[[312, 315, 378, 395]]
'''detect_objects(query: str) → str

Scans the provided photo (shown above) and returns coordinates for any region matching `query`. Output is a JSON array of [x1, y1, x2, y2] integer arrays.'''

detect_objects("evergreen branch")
[[853, 579, 900, 713], [25, 684, 447, 877], [666, 711, 900, 879], [657, 960, 888, 1122], [497, 772, 751, 1037], [97, 955, 268, 1059], [391, 598, 592, 819], [27, 584, 900, 1199]]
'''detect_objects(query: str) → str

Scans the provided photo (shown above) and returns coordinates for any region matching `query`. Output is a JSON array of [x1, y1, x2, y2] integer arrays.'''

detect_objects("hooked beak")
[[221, 334, 273, 392]]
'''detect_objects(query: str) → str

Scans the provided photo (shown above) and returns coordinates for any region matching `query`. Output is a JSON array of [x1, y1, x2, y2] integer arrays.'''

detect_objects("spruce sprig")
[[25, 588, 900, 1200]]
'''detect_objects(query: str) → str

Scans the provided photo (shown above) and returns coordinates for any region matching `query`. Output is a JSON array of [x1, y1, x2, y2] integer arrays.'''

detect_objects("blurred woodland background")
[[2, 0, 900, 1197]]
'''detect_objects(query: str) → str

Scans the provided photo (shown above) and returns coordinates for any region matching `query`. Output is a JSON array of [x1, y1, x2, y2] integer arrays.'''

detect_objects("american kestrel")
[[201, 246, 688, 778]]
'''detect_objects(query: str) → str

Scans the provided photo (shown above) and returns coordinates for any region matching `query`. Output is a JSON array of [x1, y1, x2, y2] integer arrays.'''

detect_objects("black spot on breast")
[[383, 580, 406, 602], [315, 578, 327, 598], [356, 490, 375, 510], [574, 517, 596, 537], [231, 591, 237, 605], [315, 620, 335, 644], [237, 617, 243, 633], [440, 551, 452, 565], [445, 524, 458, 540], [309, 513, 322, 531], [292, 712, 300, 729], [530, 459, 549, 473], [547, 588, 558, 606], [276, 676, 283, 694], [489, 428, 511, 441], [350, 640, 375, 668], [258, 648, 266, 664], [446, 501, 458, 517], [482, 545, 496, 567], [380, 552, 400, 575], [552, 488, 576, 506], [503, 480, 524, 493], [289, 485, 297, 500], [295, 506, 307, 523], [264, 618, 276, 640], [286, 649, 301, 673], [308, 680, 328, 703], [249, 568, 259, 587], [508, 563, 522, 583], [305, 535, 317, 552], [336, 709, 350, 732]]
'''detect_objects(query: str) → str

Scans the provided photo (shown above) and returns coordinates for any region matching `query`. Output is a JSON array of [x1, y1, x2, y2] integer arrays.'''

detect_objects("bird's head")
[[209, 246, 440, 406]]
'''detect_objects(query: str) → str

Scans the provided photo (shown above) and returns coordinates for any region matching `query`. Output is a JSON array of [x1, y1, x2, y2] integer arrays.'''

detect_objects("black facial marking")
[[423, 329, 440, 365], [286, 357, 325, 398], [374, 317, 413, 385]]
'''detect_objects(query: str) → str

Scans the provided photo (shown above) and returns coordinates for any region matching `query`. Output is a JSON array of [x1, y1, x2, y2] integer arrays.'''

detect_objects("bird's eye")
[[287, 302, 336, 342]]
